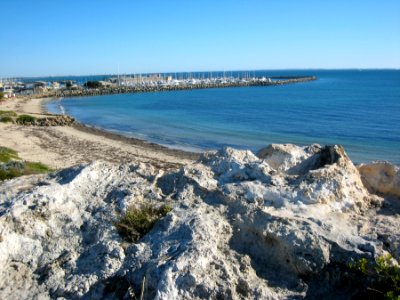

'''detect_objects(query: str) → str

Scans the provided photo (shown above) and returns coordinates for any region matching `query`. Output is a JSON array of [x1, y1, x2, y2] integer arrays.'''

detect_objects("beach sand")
[[0, 97, 198, 169]]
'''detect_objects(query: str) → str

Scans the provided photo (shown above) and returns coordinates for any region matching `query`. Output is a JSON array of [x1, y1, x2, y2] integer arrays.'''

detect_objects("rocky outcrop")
[[16, 115, 75, 126], [358, 161, 400, 198], [0, 144, 398, 299], [34, 115, 75, 126]]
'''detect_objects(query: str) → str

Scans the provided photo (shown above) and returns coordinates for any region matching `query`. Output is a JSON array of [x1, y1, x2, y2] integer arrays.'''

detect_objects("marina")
[[46, 70, 400, 165], [1, 73, 316, 99]]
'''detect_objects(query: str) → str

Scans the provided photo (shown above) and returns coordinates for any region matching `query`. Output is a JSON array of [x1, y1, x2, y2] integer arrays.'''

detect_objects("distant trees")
[[84, 81, 103, 89]]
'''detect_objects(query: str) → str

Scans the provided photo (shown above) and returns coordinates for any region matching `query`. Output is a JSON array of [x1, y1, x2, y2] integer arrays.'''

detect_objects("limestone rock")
[[0, 144, 398, 299], [358, 161, 400, 198]]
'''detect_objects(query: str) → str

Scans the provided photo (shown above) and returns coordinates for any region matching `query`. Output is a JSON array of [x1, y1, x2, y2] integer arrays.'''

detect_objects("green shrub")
[[0, 168, 21, 181], [24, 162, 51, 174], [114, 204, 172, 242], [0, 146, 19, 163], [0, 92, 4, 100], [16, 114, 36, 125], [0, 116, 14, 123], [0, 110, 17, 117], [0, 111, 17, 123], [0, 146, 52, 180], [0, 162, 52, 180], [349, 254, 400, 299]]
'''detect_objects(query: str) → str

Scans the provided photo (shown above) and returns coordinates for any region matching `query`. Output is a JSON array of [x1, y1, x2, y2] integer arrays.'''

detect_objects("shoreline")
[[0, 97, 198, 169], [1, 95, 398, 169], [71, 122, 200, 160]]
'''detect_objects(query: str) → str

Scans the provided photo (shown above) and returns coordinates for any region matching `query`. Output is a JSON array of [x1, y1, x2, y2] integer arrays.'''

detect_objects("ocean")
[[46, 70, 400, 164]]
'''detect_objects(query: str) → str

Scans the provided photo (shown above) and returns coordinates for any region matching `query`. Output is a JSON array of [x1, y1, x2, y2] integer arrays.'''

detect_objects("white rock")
[[358, 161, 400, 198], [0, 144, 398, 299]]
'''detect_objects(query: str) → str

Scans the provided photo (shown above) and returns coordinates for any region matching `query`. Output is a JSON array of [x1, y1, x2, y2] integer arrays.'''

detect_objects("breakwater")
[[31, 76, 316, 99]]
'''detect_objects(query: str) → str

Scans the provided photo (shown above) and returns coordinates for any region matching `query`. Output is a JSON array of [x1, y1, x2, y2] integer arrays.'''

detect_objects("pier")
[[1, 75, 317, 100], [35, 75, 317, 99]]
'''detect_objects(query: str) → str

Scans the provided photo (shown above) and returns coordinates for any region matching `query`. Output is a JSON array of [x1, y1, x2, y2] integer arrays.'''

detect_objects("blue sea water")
[[46, 70, 400, 164]]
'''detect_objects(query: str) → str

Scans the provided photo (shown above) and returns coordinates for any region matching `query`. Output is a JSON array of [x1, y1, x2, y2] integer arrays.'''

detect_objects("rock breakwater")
[[29, 76, 317, 99], [0, 144, 398, 299]]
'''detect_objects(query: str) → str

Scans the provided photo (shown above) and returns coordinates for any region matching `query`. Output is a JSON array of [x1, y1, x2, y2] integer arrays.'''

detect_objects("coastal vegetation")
[[84, 80, 103, 89], [16, 114, 36, 124], [114, 203, 172, 242], [0, 111, 75, 126], [0, 146, 51, 180], [0, 110, 17, 123], [349, 255, 400, 299], [0, 116, 14, 123], [0, 146, 19, 162]]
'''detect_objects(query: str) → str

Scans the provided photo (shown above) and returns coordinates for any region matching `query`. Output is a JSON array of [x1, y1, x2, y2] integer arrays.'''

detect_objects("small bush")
[[0, 146, 52, 180], [0, 111, 17, 123], [0, 168, 21, 181], [114, 204, 172, 242], [349, 254, 400, 299], [0, 92, 4, 100], [0, 116, 14, 123], [0, 146, 19, 163], [24, 162, 51, 174], [16, 114, 36, 125], [0, 110, 17, 117], [0, 162, 51, 180]]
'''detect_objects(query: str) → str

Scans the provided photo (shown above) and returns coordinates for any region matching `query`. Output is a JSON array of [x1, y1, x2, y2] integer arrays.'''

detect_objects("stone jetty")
[[31, 76, 317, 99]]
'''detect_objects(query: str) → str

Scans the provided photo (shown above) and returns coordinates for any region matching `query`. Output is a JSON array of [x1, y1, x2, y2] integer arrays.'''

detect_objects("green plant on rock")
[[349, 254, 400, 299], [114, 204, 172, 242]]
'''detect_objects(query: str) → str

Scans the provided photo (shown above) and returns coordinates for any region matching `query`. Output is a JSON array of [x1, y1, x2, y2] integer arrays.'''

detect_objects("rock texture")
[[17, 115, 75, 126], [0, 144, 398, 299], [358, 161, 400, 198]]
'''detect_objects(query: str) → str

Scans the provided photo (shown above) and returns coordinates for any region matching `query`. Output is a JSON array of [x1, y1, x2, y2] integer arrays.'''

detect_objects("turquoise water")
[[47, 70, 400, 164]]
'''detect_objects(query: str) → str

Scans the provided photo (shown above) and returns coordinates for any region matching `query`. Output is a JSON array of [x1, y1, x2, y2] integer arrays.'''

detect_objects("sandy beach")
[[0, 97, 198, 169]]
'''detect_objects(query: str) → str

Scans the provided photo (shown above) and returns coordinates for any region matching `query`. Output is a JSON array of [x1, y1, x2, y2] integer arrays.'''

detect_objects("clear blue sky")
[[1, 0, 399, 77]]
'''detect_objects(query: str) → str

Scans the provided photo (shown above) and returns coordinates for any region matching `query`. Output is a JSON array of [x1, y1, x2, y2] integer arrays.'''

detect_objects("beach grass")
[[0, 110, 17, 123], [0, 146, 19, 163], [0, 146, 51, 180], [24, 162, 51, 174], [0, 110, 17, 117], [0, 116, 14, 123]]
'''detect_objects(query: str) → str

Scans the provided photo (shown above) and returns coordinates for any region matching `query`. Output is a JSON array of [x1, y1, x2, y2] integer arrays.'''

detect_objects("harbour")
[[1, 73, 316, 99]]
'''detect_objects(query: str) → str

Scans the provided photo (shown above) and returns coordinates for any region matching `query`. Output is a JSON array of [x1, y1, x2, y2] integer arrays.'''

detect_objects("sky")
[[1, 0, 399, 77]]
